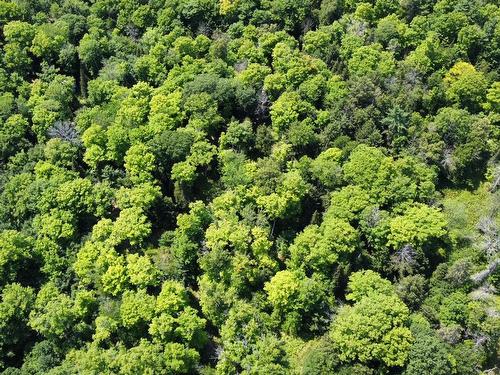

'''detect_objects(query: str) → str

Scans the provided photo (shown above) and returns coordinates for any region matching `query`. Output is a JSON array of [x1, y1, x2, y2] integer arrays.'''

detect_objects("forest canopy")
[[0, 0, 499, 374]]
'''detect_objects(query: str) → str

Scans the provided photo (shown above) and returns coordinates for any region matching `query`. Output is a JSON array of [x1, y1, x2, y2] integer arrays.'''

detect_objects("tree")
[[346, 270, 394, 302], [0, 283, 35, 369], [28, 283, 95, 341], [348, 44, 396, 79], [240, 335, 290, 375], [216, 300, 274, 373], [387, 205, 447, 252], [325, 185, 371, 222], [330, 293, 413, 367], [126, 254, 160, 288], [256, 169, 310, 220], [443, 62, 488, 112], [299, 336, 341, 375], [110, 207, 152, 247], [483, 81, 500, 113], [375, 14, 408, 52], [270, 91, 314, 136], [264, 270, 329, 334], [0, 0, 499, 372], [78, 32, 108, 76], [404, 333, 452, 375], [396, 275, 428, 311], [438, 291, 470, 327], [288, 216, 358, 275], [343, 144, 385, 189], [0, 230, 34, 286], [30, 21, 70, 62], [310, 147, 343, 189], [264, 0, 315, 35], [120, 289, 155, 330], [124, 143, 156, 185], [2, 21, 34, 74], [20, 340, 63, 375]]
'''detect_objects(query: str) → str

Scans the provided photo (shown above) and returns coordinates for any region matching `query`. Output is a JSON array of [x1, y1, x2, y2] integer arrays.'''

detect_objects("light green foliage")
[[148, 90, 184, 132], [0, 283, 35, 367], [438, 291, 470, 326], [303, 26, 339, 64], [78, 32, 108, 75], [44, 139, 78, 168], [56, 177, 113, 216], [348, 44, 396, 78], [484, 81, 500, 112], [30, 21, 69, 61], [28, 75, 75, 141], [29, 283, 95, 339], [265, 270, 302, 310], [387, 205, 447, 250], [0, 115, 29, 161], [330, 293, 413, 367], [216, 301, 274, 372], [325, 185, 371, 221], [255, 169, 309, 219], [124, 143, 156, 184], [240, 335, 289, 375], [126, 254, 159, 288], [150, 281, 207, 348], [444, 62, 488, 111], [110, 207, 152, 247], [120, 289, 155, 328], [265, 270, 328, 334], [82, 124, 108, 168], [219, 119, 254, 152], [155, 280, 190, 315], [288, 217, 358, 273], [101, 254, 129, 296], [172, 141, 217, 185], [0, 230, 33, 285], [33, 209, 75, 241], [163, 342, 200, 373], [270, 91, 314, 135], [3, 21, 35, 46], [343, 144, 436, 205], [310, 147, 343, 189], [0, 0, 498, 373], [346, 270, 394, 302], [343, 144, 385, 188]]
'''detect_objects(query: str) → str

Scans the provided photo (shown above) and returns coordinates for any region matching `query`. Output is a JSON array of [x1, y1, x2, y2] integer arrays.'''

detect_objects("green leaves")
[[28, 283, 95, 340], [310, 147, 343, 189], [288, 217, 358, 274], [0, 0, 497, 373], [444, 62, 488, 112], [0, 231, 33, 286], [348, 44, 396, 78], [265, 270, 329, 334], [346, 270, 394, 302], [0, 283, 35, 368], [387, 205, 447, 250], [120, 289, 155, 328], [124, 143, 156, 185], [330, 292, 413, 367]]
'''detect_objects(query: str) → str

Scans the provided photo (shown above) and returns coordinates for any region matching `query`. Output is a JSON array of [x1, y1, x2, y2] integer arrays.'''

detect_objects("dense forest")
[[0, 0, 499, 373]]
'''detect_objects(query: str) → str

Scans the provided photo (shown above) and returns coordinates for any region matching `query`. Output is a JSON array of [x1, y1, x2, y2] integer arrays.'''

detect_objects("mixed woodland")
[[0, 0, 499, 373]]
